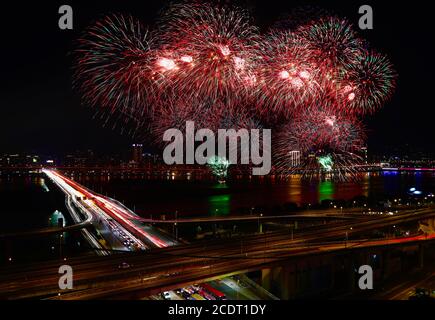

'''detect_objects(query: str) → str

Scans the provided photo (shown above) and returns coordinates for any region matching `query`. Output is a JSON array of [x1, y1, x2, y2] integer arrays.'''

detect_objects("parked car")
[[162, 291, 171, 300]]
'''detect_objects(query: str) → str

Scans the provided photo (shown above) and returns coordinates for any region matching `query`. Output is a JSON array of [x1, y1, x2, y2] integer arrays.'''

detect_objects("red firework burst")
[[334, 50, 397, 114], [274, 104, 366, 179], [155, 1, 260, 109], [255, 30, 322, 118], [73, 14, 157, 120], [71, 3, 397, 182]]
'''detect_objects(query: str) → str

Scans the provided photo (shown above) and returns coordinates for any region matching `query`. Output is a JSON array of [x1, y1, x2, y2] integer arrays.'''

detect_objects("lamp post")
[[59, 233, 63, 259], [258, 214, 263, 234], [174, 210, 178, 240]]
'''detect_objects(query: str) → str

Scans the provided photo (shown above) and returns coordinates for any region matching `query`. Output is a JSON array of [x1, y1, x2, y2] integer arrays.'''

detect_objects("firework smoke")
[[73, 2, 397, 181]]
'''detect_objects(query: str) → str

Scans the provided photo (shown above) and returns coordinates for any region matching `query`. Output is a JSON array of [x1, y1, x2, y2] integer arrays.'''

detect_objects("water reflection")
[[208, 194, 231, 216], [318, 181, 334, 203], [209, 183, 231, 216], [61, 171, 435, 218], [285, 176, 365, 205]]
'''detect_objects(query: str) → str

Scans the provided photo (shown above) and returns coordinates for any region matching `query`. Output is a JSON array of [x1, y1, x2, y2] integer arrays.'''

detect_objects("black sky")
[[1, 0, 434, 155]]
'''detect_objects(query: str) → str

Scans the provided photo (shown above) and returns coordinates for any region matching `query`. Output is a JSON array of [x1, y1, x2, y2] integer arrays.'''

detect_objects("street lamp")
[[258, 214, 263, 234], [173, 210, 178, 240]]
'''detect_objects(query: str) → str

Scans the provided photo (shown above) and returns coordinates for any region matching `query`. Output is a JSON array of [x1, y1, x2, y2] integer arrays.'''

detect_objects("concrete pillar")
[[261, 268, 272, 292], [419, 244, 424, 269], [280, 266, 290, 300], [330, 260, 336, 291], [347, 255, 356, 292], [381, 250, 390, 281]]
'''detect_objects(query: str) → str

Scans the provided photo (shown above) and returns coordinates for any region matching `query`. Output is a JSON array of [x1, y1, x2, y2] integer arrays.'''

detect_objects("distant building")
[[63, 149, 95, 167], [0, 153, 42, 167], [288, 150, 301, 167], [361, 146, 368, 164], [131, 144, 143, 164]]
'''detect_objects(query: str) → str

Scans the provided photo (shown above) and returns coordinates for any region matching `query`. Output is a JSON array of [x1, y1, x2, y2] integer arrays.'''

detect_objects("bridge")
[[1, 169, 434, 299], [0, 163, 384, 175], [1, 203, 435, 299], [43, 169, 176, 250]]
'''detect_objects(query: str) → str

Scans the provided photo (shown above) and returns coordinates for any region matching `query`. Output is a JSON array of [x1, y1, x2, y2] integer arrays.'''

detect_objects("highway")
[[367, 265, 435, 300], [42, 169, 176, 250], [1, 203, 434, 299]]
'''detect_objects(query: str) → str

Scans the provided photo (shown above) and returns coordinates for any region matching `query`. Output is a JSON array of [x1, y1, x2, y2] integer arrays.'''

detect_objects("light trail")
[[43, 169, 174, 249]]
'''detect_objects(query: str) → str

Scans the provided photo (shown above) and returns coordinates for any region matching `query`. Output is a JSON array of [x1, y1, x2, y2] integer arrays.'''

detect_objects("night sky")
[[1, 0, 434, 155]]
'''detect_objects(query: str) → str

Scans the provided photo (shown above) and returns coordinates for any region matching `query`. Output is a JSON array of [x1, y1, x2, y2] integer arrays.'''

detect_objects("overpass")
[[1, 169, 434, 299], [133, 212, 360, 224], [0, 169, 364, 240], [41, 169, 176, 249], [1, 204, 435, 300], [0, 211, 358, 239]]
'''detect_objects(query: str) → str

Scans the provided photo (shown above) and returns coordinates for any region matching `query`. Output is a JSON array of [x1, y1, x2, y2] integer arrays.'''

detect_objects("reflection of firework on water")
[[207, 155, 231, 182], [275, 107, 365, 180], [156, 1, 260, 109], [73, 14, 156, 121]]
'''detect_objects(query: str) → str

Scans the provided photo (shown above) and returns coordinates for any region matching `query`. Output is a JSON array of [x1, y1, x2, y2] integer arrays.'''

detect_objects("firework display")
[[254, 31, 322, 117], [73, 15, 157, 121], [207, 156, 231, 182], [274, 105, 366, 179], [336, 51, 396, 114], [155, 2, 260, 110], [73, 1, 397, 180]]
